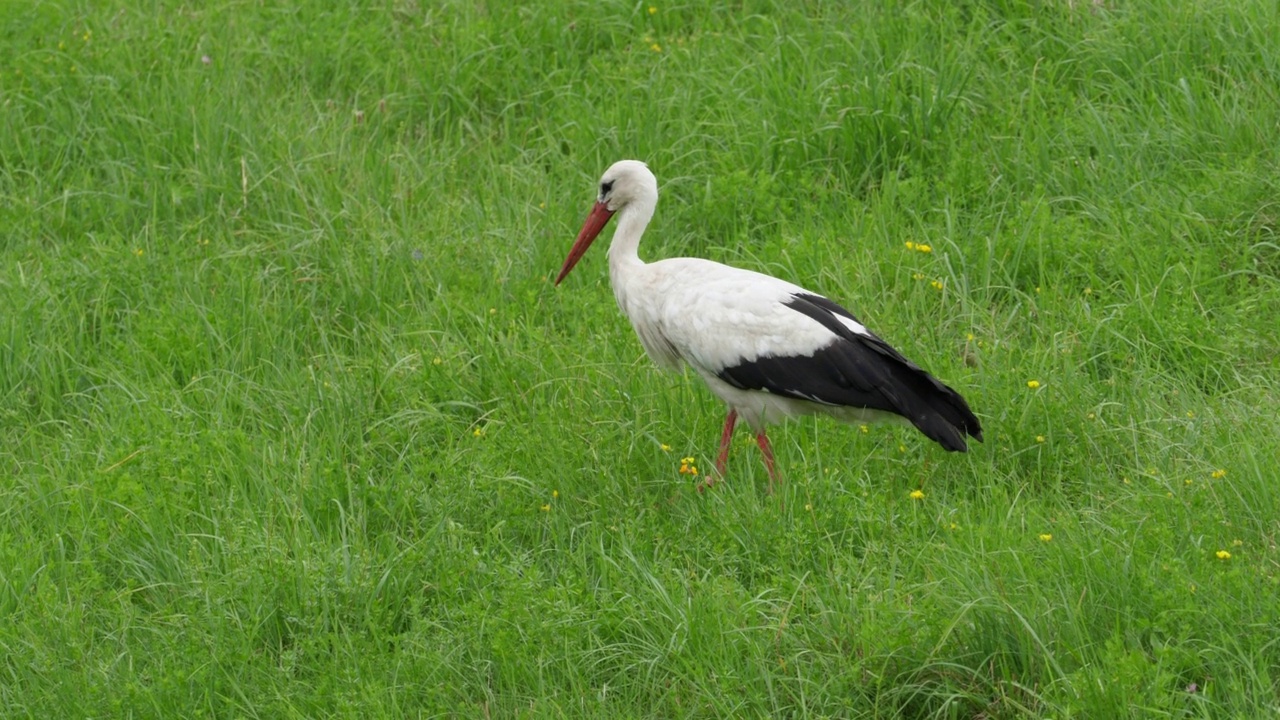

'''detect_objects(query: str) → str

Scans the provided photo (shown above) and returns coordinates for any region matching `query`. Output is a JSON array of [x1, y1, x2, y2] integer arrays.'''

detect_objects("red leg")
[[714, 409, 738, 476], [756, 431, 778, 494]]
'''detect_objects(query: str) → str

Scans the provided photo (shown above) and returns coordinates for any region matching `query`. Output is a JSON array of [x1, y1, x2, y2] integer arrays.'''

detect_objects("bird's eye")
[[600, 180, 614, 197]]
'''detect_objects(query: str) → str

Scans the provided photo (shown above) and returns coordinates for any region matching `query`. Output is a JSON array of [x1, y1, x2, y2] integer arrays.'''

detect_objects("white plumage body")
[[610, 257, 896, 429]]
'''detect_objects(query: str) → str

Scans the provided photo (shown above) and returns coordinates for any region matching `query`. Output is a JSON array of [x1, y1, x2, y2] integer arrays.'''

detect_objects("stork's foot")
[[714, 409, 738, 477], [755, 431, 778, 494], [706, 410, 779, 495]]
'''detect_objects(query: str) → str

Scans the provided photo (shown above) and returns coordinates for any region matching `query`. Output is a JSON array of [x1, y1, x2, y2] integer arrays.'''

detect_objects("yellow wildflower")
[[930, 280, 943, 290], [912, 272, 925, 281], [552, 490, 559, 499], [1215, 550, 1231, 560], [1211, 469, 1226, 479], [1035, 435, 1045, 443], [858, 424, 868, 434], [540, 504, 551, 512], [909, 490, 925, 500], [472, 427, 485, 438], [915, 244, 933, 253], [1039, 534, 1052, 542], [488, 307, 496, 315], [660, 443, 671, 452], [648, 5, 657, 13], [1026, 380, 1041, 389], [650, 43, 661, 52], [133, 248, 144, 257], [904, 241, 916, 250], [804, 503, 813, 511]]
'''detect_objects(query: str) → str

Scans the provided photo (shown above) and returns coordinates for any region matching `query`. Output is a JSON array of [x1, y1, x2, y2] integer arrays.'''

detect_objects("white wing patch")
[[833, 312, 869, 337]]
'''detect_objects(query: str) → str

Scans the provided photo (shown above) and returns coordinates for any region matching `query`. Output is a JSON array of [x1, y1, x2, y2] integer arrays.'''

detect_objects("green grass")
[[3, 0, 1279, 716]]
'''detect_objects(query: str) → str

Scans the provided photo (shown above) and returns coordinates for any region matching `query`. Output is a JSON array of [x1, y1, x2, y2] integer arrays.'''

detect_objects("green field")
[[3, 1, 1279, 717]]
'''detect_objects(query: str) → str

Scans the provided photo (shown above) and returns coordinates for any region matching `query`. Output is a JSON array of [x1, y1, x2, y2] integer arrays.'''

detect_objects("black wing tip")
[[945, 395, 984, 450], [939, 426, 982, 453], [917, 413, 979, 452], [904, 382, 983, 452]]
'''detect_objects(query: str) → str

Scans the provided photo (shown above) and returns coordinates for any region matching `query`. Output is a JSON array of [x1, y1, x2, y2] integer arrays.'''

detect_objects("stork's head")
[[595, 159, 657, 212], [555, 160, 658, 285]]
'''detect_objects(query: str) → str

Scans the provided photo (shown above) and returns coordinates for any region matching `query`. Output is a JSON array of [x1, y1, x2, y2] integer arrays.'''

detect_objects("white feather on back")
[[611, 256, 867, 377]]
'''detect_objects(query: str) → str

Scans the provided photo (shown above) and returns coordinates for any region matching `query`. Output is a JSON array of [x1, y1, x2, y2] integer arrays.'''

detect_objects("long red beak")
[[555, 201, 615, 285]]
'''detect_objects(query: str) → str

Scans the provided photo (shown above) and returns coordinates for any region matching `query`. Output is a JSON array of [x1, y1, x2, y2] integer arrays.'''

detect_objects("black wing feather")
[[717, 293, 983, 451]]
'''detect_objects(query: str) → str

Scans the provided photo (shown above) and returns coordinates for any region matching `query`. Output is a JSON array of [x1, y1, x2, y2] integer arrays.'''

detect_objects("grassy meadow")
[[4, 0, 1280, 716]]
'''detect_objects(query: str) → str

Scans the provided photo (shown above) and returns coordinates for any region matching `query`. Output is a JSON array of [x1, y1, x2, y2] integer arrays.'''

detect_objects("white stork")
[[555, 160, 982, 490]]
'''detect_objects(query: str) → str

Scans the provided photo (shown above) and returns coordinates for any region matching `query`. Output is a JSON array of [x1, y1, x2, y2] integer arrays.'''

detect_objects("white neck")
[[606, 194, 656, 280]]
